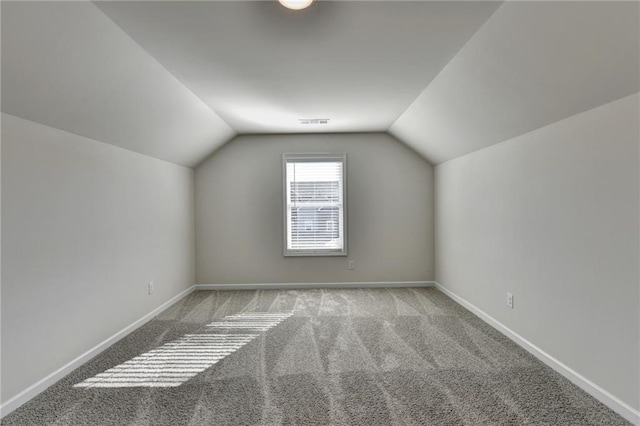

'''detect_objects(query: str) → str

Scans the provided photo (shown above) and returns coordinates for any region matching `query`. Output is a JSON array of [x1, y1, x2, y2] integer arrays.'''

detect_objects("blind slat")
[[285, 157, 345, 253]]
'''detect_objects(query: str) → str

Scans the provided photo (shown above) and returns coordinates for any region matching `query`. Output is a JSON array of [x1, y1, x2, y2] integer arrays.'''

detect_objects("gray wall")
[[435, 94, 639, 410], [1, 114, 195, 403], [195, 133, 434, 284]]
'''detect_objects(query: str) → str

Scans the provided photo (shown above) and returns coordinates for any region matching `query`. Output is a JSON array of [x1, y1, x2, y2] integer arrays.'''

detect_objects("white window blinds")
[[283, 154, 347, 256]]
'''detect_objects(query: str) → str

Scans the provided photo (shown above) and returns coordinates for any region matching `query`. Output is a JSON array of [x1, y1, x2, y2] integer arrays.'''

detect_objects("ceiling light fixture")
[[279, 0, 314, 11]]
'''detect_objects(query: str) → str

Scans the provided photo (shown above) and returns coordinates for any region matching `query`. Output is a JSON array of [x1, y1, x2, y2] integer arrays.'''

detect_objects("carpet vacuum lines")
[[74, 311, 294, 388]]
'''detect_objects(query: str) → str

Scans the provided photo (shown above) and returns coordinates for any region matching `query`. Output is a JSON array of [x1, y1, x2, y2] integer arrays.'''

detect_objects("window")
[[283, 153, 347, 256]]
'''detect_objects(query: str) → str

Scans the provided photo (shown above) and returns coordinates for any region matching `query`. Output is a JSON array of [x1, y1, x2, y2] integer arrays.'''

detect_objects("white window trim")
[[282, 153, 348, 257]]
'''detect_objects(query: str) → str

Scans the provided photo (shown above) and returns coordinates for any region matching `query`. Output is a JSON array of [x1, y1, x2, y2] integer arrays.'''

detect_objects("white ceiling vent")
[[299, 118, 330, 125]]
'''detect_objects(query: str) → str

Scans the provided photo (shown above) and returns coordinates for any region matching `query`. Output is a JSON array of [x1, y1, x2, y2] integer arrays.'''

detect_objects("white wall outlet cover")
[[507, 292, 514, 309], [148, 281, 154, 295], [348, 260, 355, 270]]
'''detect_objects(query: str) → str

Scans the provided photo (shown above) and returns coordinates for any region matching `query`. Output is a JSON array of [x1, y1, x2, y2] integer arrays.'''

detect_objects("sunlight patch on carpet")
[[74, 312, 293, 388]]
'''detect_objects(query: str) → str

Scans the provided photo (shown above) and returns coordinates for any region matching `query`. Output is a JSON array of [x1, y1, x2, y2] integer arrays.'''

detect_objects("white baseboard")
[[433, 282, 640, 425], [0, 285, 197, 418], [194, 281, 435, 290]]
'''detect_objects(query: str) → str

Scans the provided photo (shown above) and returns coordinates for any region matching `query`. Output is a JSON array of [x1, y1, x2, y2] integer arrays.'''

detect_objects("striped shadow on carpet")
[[1, 288, 630, 425], [74, 312, 294, 389]]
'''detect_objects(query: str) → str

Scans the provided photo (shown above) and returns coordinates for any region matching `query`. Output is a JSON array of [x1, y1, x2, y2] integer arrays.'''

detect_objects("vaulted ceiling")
[[2, 1, 638, 167]]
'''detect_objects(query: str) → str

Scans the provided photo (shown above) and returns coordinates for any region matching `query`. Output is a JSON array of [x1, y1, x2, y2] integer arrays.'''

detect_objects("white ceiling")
[[94, 1, 501, 135], [2, 1, 638, 167], [390, 1, 640, 164], [1, 1, 235, 167]]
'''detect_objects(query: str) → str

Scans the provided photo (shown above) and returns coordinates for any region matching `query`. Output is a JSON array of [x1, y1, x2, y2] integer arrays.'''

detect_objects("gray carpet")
[[2, 288, 630, 425]]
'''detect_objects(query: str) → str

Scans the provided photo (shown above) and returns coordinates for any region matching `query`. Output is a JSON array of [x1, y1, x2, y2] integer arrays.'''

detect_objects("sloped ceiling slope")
[[94, 1, 501, 135], [391, 1, 640, 164], [1, 2, 235, 167]]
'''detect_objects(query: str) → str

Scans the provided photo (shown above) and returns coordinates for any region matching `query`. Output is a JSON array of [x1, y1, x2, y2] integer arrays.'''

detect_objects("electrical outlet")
[[148, 281, 154, 295], [507, 292, 514, 309], [348, 260, 355, 270]]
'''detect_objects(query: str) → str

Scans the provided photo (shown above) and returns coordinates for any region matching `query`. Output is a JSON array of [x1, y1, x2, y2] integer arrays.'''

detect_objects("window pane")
[[284, 155, 346, 255]]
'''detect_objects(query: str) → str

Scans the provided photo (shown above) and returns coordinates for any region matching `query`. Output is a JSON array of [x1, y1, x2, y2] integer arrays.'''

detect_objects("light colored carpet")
[[1, 288, 630, 425]]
